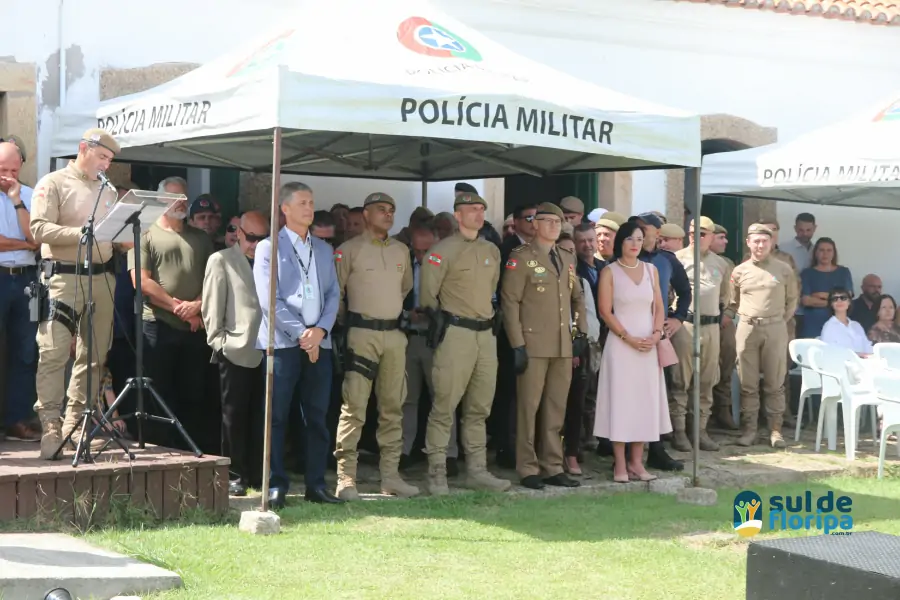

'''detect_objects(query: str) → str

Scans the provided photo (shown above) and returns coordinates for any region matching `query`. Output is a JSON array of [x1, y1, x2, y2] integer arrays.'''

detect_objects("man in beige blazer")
[[202, 210, 268, 496]]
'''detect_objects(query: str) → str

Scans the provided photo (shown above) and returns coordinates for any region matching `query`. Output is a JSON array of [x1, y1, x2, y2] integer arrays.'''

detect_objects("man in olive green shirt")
[[127, 176, 215, 452]]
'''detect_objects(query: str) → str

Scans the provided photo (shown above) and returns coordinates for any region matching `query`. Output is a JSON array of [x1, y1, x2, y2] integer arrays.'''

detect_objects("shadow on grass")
[[250, 467, 900, 543]]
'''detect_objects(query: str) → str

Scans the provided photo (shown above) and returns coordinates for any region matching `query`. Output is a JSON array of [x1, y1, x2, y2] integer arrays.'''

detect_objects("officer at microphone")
[[30, 128, 123, 460]]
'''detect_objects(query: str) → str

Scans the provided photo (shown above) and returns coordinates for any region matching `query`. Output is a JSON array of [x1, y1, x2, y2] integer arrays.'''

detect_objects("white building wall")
[[1, 0, 899, 285]]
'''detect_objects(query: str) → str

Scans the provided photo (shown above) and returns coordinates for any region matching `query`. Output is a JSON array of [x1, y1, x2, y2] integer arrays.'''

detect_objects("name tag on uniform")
[[303, 283, 317, 301]]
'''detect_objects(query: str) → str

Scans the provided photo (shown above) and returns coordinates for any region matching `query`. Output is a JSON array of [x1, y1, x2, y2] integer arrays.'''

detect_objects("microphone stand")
[[53, 175, 132, 465], [91, 203, 203, 457]]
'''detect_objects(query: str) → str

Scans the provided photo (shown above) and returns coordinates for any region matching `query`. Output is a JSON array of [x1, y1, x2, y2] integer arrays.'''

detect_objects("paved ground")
[[0, 532, 181, 600], [231, 422, 898, 509]]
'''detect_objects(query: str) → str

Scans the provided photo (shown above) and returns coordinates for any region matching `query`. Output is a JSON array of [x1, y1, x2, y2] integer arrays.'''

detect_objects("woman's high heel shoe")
[[627, 469, 658, 482]]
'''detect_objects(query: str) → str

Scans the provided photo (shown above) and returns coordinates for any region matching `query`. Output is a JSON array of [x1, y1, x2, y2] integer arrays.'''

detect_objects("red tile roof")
[[677, 1, 900, 25]]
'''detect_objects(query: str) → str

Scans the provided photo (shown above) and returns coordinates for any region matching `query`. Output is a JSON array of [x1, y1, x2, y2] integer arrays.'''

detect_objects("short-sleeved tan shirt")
[[334, 230, 412, 321]]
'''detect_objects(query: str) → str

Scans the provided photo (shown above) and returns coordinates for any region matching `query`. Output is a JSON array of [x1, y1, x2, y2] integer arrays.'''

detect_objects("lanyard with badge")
[[291, 238, 316, 301]]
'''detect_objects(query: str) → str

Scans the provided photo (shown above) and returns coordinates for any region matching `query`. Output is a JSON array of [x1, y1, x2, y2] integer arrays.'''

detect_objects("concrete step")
[[0, 533, 182, 600]]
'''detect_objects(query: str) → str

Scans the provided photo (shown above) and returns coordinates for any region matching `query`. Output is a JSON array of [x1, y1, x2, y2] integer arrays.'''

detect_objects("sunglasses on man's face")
[[226, 224, 237, 233], [241, 228, 267, 243]]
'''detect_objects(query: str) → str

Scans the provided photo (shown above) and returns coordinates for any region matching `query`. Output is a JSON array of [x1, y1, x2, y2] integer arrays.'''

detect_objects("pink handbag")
[[657, 336, 679, 368]]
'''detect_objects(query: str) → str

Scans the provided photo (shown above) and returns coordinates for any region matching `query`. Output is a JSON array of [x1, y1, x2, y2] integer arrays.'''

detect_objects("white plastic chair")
[[874, 343, 900, 370], [806, 344, 880, 460], [871, 372, 900, 478], [789, 338, 826, 441]]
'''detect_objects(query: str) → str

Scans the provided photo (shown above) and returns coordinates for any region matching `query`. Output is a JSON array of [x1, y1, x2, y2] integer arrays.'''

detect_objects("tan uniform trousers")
[[713, 320, 736, 414], [335, 328, 407, 477], [402, 333, 458, 458], [516, 357, 572, 479], [426, 326, 497, 465], [34, 272, 116, 419], [670, 322, 719, 420], [736, 319, 788, 420]]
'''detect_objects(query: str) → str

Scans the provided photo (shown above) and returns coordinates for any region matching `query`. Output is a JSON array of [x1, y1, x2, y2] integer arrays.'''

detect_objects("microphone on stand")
[[97, 171, 116, 192]]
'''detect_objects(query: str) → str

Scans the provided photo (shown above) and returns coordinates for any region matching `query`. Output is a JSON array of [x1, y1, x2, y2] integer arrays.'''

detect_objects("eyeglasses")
[[241, 227, 267, 243], [831, 295, 850, 302], [226, 224, 237, 233]]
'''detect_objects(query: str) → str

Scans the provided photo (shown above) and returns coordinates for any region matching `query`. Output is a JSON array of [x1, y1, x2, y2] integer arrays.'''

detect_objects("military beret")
[[714, 224, 728, 235], [692, 216, 716, 232], [411, 206, 434, 220], [595, 218, 620, 232], [747, 223, 773, 237], [364, 192, 395, 208], [81, 128, 121, 154], [660, 223, 685, 238], [559, 196, 584, 214], [535, 202, 564, 220], [603, 211, 627, 226], [453, 193, 487, 209]]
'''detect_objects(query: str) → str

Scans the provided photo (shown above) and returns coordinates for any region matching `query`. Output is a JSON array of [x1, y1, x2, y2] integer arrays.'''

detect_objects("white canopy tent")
[[51, 0, 700, 178], [51, 0, 706, 506], [701, 94, 900, 209]]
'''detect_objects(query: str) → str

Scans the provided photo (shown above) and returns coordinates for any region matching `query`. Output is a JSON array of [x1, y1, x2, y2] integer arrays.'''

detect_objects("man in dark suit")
[[254, 181, 344, 508], [491, 203, 538, 468]]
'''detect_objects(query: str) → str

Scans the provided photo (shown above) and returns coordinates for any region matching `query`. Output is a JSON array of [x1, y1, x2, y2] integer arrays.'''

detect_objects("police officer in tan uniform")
[[30, 129, 121, 459], [670, 217, 729, 452], [758, 218, 800, 429], [742, 219, 799, 429], [501, 202, 586, 489], [333, 192, 418, 500], [420, 193, 511, 495], [728, 223, 798, 448], [710, 224, 738, 430]]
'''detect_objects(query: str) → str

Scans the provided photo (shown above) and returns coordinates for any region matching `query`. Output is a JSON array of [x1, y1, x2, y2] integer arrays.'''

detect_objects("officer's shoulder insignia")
[[511, 244, 527, 254], [427, 253, 442, 266], [505, 258, 518, 270], [558, 245, 574, 255], [333, 250, 343, 262]]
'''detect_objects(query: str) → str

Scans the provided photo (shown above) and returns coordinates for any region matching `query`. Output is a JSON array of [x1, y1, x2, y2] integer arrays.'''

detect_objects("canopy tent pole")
[[260, 126, 283, 513], [687, 166, 702, 486], [420, 142, 429, 208]]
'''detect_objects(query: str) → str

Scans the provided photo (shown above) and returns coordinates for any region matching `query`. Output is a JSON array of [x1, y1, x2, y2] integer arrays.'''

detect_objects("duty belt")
[[444, 311, 494, 332], [685, 313, 720, 326], [52, 260, 116, 276], [346, 312, 400, 331], [740, 315, 784, 326]]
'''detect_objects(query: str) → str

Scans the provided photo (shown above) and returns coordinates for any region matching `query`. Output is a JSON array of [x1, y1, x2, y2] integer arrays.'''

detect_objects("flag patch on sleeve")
[[505, 259, 518, 270], [334, 250, 343, 262], [428, 253, 442, 266]]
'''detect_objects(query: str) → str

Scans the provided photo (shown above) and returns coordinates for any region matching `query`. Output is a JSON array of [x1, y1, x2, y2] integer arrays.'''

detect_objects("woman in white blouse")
[[819, 287, 874, 356]]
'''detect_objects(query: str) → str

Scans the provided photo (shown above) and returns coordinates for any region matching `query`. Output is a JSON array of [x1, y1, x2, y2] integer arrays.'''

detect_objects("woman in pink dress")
[[593, 221, 671, 483]]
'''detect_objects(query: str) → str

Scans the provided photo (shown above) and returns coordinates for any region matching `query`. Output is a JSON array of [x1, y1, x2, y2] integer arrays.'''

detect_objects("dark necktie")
[[550, 250, 560, 275]]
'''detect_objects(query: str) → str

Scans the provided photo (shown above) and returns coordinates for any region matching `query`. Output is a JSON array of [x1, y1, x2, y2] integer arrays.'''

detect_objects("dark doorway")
[[504, 173, 598, 217], [695, 139, 748, 264]]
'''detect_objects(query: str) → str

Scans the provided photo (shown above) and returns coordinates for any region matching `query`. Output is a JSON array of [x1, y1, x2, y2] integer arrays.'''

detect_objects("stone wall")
[[0, 59, 37, 186], [665, 114, 778, 233]]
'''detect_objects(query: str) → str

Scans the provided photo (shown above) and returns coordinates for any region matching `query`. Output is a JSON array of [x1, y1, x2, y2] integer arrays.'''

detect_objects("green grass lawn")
[[80, 475, 900, 600]]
